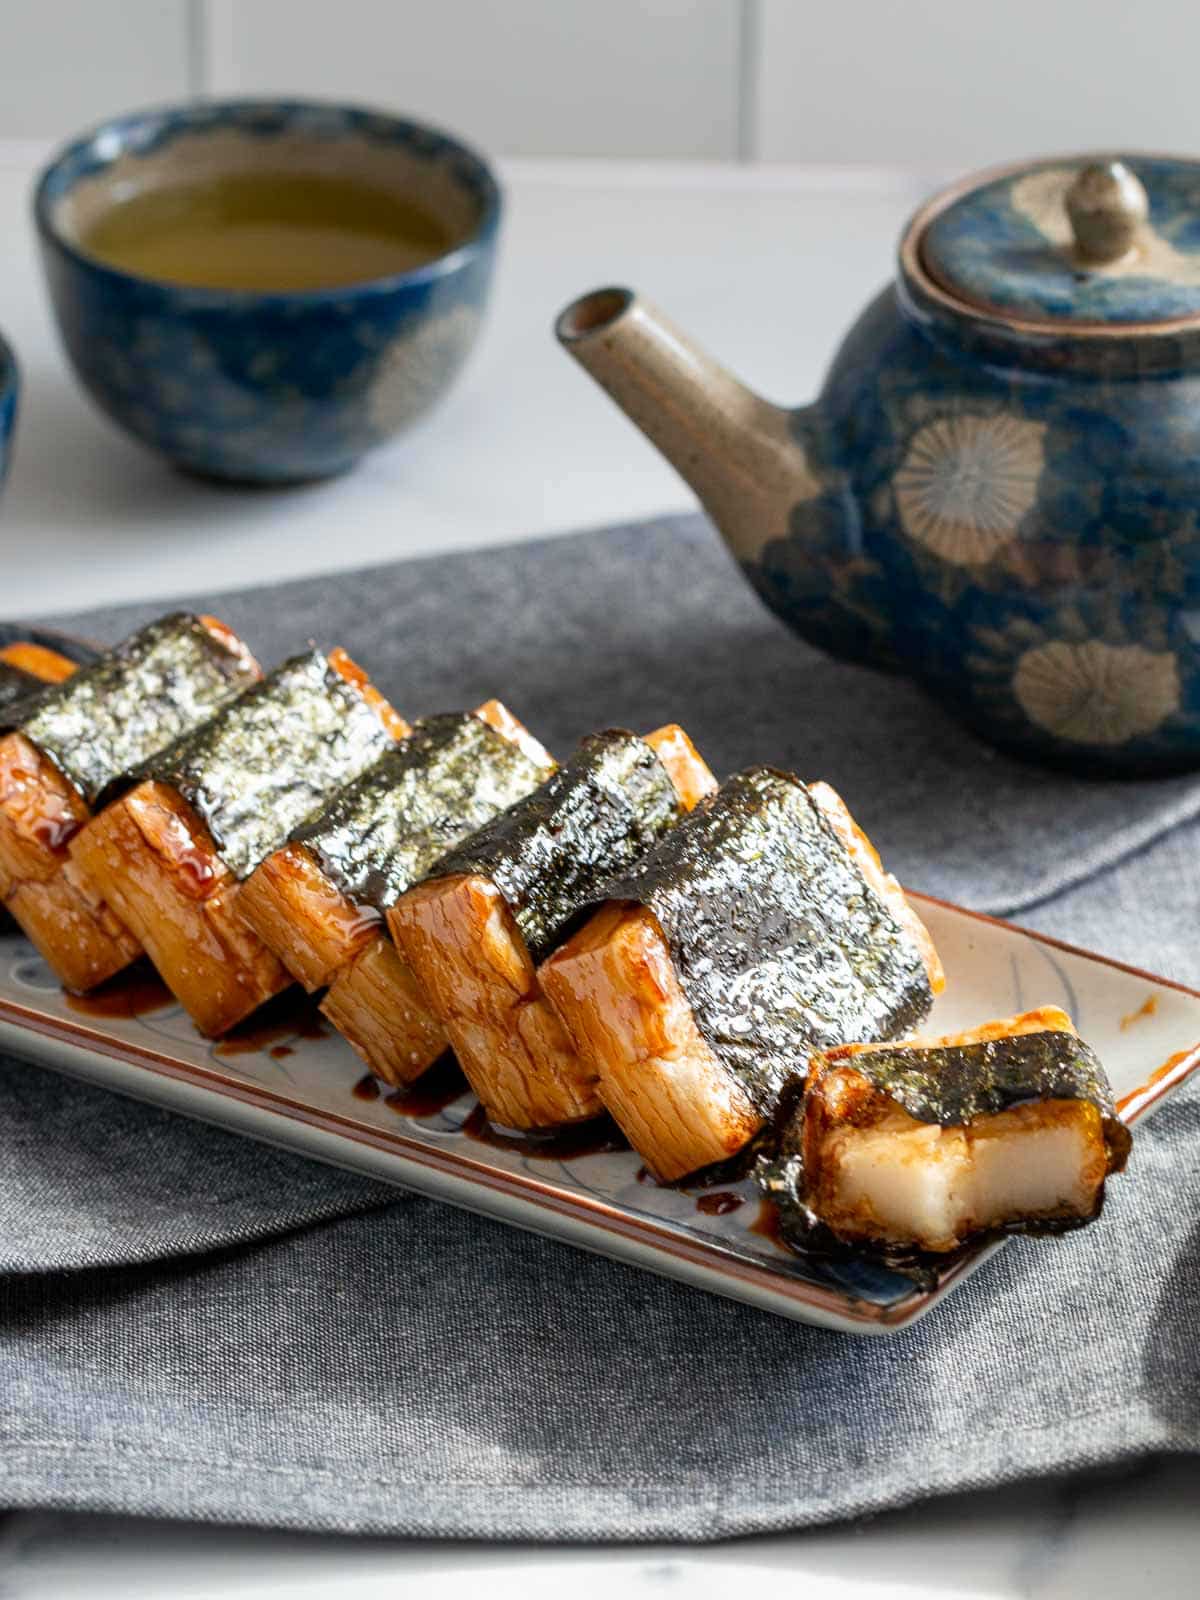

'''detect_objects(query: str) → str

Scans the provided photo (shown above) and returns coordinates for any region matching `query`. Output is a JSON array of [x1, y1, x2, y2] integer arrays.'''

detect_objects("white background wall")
[[0, 0, 1197, 163]]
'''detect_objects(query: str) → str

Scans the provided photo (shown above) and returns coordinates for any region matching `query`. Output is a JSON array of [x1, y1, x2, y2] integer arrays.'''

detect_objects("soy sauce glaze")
[[383, 1055, 469, 1118], [461, 1105, 627, 1159], [215, 990, 328, 1056], [636, 1157, 753, 1216], [695, 1190, 745, 1216], [65, 962, 174, 1019]]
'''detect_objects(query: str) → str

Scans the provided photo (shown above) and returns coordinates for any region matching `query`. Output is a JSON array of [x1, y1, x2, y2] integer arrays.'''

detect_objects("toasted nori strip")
[[599, 767, 934, 1116], [755, 1031, 1132, 1280], [0, 660, 41, 719], [423, 729, 682, 963], [291, 712, 554, 912], [831, 1031, 1130, 1157], [13, 613, 258, 805], [119, 650, 395, 881]]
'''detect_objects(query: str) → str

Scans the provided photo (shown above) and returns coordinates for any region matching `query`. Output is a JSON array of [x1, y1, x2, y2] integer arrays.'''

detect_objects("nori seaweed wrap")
[[237, 704, 556, 1089], [0, 659, 41, 719], [69, 646, 404, 1035], [294, 711, 555, 915], [116, 649, 398, 881], [598, 767, 934, 1112], [0, 613, 260, 992], [757, 1009, 1132, 1270], [419, 729, 683, 964], [18, 612, 259, 805], [541, 767, 942, 1179]]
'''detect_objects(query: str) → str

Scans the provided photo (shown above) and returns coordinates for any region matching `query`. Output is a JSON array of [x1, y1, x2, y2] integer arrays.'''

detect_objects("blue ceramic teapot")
[[558, 155, 1200, 775]]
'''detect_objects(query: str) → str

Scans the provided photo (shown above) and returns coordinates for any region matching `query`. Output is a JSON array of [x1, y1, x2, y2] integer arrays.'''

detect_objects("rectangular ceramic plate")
[[0, 893, 1196, 1334]]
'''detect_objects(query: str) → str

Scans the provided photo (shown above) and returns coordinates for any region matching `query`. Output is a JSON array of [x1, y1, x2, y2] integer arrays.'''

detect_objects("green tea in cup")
[[80, 172, 455, 291]]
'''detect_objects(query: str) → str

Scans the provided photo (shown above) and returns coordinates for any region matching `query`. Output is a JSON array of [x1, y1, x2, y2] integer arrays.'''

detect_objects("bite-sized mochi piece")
[[237, 701, 552, 996], [320, 933, 449, 1087], [790, 1008, 1131, 1253], [237, 835, 380, 995], [542, 769, 940, 1179], [69, 648, 404, 1034], [0, 613, 260, 990], [0, 640, 77, 688], [69, 780, 292, 1037], [390, 726, 716, 1128], [236, 700, 554, 1086]]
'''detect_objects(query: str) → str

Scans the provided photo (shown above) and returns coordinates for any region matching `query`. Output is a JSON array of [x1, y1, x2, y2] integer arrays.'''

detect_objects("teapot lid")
[[917, 154, 1200, 328]]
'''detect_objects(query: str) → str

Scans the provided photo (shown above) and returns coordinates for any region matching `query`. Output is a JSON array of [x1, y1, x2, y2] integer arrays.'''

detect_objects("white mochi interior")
[[825, 1099, 1103, 1252]]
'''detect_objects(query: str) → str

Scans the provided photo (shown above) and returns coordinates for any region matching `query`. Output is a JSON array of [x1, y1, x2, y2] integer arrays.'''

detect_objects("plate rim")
[[2, 892, 1197, 1334], [910, 891, 1200, 1124]]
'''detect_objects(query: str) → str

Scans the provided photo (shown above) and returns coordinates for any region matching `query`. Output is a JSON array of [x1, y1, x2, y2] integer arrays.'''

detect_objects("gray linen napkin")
[[2, 512, 1198, 1533], [0, 1066, 395, 1276], [1, 1027, 1196, 1538]]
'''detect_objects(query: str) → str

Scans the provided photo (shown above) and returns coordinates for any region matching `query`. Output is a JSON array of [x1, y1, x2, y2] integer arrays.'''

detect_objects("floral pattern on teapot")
[[740, 282, 1200, 774]]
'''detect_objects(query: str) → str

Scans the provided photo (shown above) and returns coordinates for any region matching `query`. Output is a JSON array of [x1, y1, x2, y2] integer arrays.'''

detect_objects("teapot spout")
[[556, 288, 819, 565]]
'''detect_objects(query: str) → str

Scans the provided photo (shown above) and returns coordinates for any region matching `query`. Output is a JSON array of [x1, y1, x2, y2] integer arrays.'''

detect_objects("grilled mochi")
[[390, 725, 717, 1129], [0, 643, 80, 935], [238, 702, 554, 1086], [541, 769, 943, 1181], [0, 613, 261, 992], [69, 649, 406, 1036], [758, 1008, 1132, 1256]]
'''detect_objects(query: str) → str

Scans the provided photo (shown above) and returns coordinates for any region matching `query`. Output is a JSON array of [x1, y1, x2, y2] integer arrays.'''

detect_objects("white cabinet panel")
[[203, 0, 742, 159], [0, 0, 191, 138], [753, 0, 1200, 167]]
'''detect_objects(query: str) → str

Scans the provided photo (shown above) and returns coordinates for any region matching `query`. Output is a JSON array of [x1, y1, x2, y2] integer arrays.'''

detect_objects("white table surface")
[[1, 144, 1197, 1595]]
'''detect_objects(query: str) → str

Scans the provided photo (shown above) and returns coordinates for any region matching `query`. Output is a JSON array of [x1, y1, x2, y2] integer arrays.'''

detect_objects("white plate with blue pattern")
[[0, 892, 1195, 1334]]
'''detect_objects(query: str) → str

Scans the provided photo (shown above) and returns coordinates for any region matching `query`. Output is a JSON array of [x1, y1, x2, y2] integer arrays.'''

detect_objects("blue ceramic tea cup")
[[0, 332, 17, 494], [34, 100, 501, 484]]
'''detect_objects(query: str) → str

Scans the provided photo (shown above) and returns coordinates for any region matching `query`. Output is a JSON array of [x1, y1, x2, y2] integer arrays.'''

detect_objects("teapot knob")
[[1065, 160, 1149, 265]]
